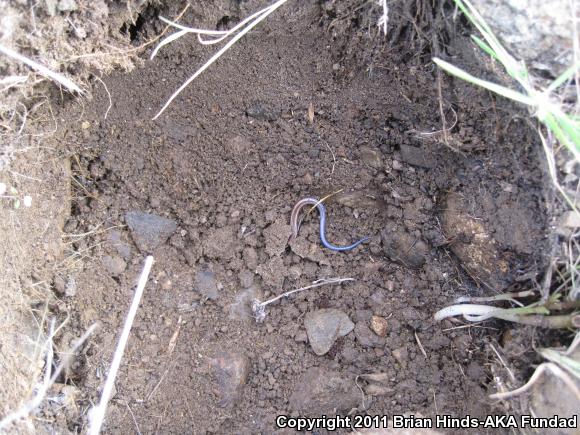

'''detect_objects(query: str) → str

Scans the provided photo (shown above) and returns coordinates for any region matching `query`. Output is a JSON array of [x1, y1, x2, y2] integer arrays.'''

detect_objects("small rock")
[[125, 211, 177, 253], [210, 351, 250, 407], [65, 276, 77, 297], [101, 255, 127, 276], [194, 268, 219, 300], [354, 321, 384, 348], [334, 190, 380, 208], [304, 309, 354, 356], [246, 102, 279, 121], [382, 227, 428, 269], [370, 315, 389, 337], [289, 367, 361, 414], [359, 146, 383, 168], [302, 173, 313, 184], [399, 144, 434, 169], [391, 160, 404, 171], [392, 346, 408, 369]]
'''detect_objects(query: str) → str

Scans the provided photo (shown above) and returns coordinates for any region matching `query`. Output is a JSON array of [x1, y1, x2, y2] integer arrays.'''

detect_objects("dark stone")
[[210, 351, 250, 407], [125, 211, 177, 253], [382, 226, 428, 269], [246, 102, 279, 121], [399, 144, 434, 169]]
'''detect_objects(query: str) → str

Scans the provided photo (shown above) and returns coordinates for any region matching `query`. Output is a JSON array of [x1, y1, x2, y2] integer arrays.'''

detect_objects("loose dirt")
[[40, 0, 556, 433]]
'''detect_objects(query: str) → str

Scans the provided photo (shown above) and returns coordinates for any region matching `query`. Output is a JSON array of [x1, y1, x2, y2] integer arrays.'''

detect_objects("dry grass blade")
[[0, 321, 98, 431], [0, 44, 83, 94], [88, 256, 154, 435], [152, 0, 288, 120]]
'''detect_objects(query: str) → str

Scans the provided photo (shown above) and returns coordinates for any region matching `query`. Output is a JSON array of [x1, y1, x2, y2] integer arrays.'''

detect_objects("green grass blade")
[[548, 60, 580, 93], [544, 112, 580, 159], [433, 58, 534, 105], [555, 112, 580, 150], [454, 0, 529, 87], [470, 35, 498, 60]]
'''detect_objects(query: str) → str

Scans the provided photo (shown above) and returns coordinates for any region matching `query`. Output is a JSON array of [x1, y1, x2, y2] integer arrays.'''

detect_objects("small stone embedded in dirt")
[[202, 226, 238, 260], [194, 269, 219, 300], [392, 346, 409, 369], [209, 351, 250, 407], [263, 218, 291, 257], [370, 315, 389, 337], [125, 211, 177, 253], [101, 255, 126, 276], [354, 321, 384, 348], [246, 102, 279, 121], [359, 146, 383, 168], [382, 227, 428, 269], [334, 190, 381, 208], [304, 308, 354, 355], [399, 144, 434, 169], [289, 367, 361, 414]]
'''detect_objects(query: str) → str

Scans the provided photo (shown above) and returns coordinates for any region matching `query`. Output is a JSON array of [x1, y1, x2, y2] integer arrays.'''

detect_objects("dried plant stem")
[[88, 256, 154, 435], [0, 321, 98, 431], [152, 0, 288, 120], [0, 44, 83, 94], [252, 277, 354, 322]]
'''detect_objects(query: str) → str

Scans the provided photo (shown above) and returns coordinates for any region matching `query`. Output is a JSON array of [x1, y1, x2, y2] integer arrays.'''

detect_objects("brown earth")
[[1, 0, 567, 433]]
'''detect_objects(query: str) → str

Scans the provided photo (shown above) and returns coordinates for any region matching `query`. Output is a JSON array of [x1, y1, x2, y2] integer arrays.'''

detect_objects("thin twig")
[[88, 256, 154, 435], [414, 331, 428, 358], [0, 44, 83, 94], [94, 76, 112, 120], [152, 0, 288, 120], [0, 321, 98, 431], [489, 343, 516, 383], [125, 401, 142, 435], [252, 277, 354, 322], [490, 363, 580, 401]]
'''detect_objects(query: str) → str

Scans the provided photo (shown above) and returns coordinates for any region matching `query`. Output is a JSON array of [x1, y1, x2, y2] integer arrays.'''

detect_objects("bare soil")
[[11, 0, 564, 433]]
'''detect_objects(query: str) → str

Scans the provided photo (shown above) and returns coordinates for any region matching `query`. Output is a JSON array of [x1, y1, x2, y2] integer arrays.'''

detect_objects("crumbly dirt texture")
[[1, 0, 573, 433]]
